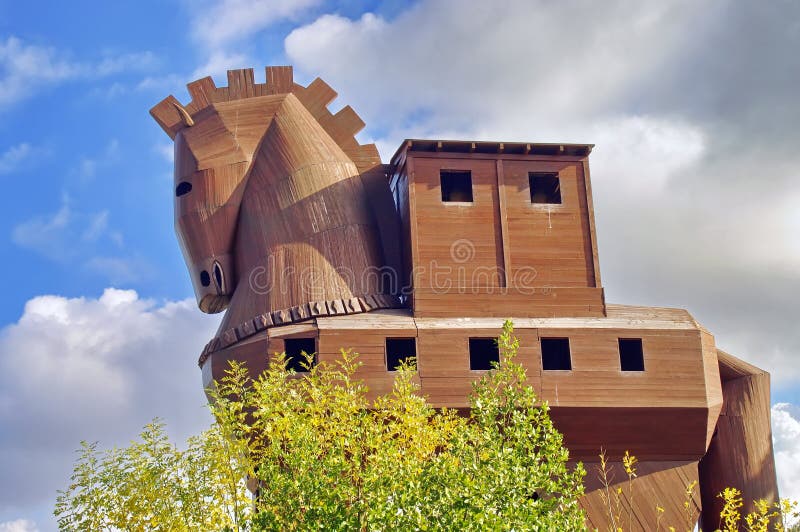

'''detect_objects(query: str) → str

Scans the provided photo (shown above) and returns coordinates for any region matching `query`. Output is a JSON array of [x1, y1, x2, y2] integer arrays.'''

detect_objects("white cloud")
[[135, 73, 184, 93], [587, 116, 707, 195], [0, 289, 221, 512], [182, 0, 322, 81], [11, 196, 122, 262], [0, 519, 38, 532], [284, 2, 703, 145], [93, 51, 156, 77], [0, 36, 156, 108], [12, 200, 73, 261], [772, 404, 800, 506], [83, 255, 152, 284], [191, 0, 322, 50], [190, 50, 250, 80], [154, 142, 174, 164], [284, 1, 800, 394], [0, 143, 36, 175]]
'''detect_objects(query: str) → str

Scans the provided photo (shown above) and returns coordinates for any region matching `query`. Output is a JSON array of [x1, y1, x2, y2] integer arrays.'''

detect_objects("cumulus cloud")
[[185, 0, 321, 79], [772, 403, 800, 505], [190, 49, 251, 80], [192, 0, 321, 49], [0, 520, 38, 532], [284, 2, 705, 140], [0, 289, 221, 515], [284, 0, 800, 392], [0, 36, 156, 108]]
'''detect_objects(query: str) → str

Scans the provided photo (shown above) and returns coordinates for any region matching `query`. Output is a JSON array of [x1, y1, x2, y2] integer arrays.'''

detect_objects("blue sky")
[[1, 0, 799, 529], [0, 0, 409, 326]]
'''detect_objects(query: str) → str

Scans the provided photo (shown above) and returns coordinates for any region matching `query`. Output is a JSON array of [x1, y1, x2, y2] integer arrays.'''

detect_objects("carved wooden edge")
[[197, 294, 403, 366], [150, 66, 383, 174], [698, 348, 778, 532]]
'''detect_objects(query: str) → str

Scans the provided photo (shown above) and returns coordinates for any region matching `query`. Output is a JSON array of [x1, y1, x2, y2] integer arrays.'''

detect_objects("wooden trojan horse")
[[152, 66, 779, 530]]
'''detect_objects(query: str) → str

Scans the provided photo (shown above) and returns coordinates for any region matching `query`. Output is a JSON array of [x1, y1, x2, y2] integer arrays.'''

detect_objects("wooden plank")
[[226, 68, 255, 100], [580, 158, 602, 289], [580, 460, 700, 531], [150, 95, 188, 139], [294, 77, 337, 118], [187, 76, 217, 111], [698, 350, 779, 532], [496, 159, 510, 288], [265, 65, 293, 94]]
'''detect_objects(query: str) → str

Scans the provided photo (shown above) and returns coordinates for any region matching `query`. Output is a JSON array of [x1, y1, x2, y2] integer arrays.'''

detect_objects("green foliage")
[[54, 421, 252, 531], [55, 320, 586, 530]]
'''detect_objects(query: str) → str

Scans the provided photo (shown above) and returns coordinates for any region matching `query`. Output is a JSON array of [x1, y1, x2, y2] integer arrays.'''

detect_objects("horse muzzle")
[[192, 254, 234, 314]]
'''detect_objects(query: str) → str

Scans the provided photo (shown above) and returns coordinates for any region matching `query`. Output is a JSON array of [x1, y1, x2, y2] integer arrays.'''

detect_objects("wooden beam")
[[265, 66, 293, 94], [496, 159, 510, 288], [187, 76, 217, 111]]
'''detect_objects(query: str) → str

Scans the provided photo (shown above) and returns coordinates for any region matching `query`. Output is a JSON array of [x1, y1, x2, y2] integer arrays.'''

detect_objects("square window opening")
[[469, 337, 499, 370], [541, 338, 571, 370], [284, 338, 317, 372], [619, 338, 645, 371], [529, 172, 562, 204], [440, 170, 473, 202], [386, 337, 417, 371]]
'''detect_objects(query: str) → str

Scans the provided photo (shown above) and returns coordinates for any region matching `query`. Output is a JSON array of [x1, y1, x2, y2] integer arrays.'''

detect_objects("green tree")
[[55, 320, 587, 530]]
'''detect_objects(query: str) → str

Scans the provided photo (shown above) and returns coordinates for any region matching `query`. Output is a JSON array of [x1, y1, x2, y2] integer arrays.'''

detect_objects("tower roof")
[[391, 138, 594, 165]]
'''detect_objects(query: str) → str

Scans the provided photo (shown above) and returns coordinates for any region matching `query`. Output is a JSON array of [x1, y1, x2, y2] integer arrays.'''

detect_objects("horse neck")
[[220, 95, 384, 330]]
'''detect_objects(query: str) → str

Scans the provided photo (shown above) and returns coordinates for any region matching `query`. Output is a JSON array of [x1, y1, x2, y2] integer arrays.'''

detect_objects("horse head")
[[152, 67, 402, 352]]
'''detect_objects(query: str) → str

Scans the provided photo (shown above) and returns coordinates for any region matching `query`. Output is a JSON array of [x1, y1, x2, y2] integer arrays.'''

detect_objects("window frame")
[[283, 337, 317, 373], [385, 337, 417, 372], [529, 172, 562, 205], [618, 338, 645, 372], [440, 169, 474, 204], [468, 337, 500, 371], [540, 337, 572, 371]]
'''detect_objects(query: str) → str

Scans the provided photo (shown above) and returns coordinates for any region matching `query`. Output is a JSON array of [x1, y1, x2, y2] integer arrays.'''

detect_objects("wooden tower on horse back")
[[152, 66, 779, 530]]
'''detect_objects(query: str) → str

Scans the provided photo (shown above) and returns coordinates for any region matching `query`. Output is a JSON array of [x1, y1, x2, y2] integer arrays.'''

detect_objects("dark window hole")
[[469, 337, 499, 370], [619, 338, 645, 371], [541, 338, 571, 370], [529, 172, 561, 204], [284, 338, 316, 372], [440, 170, 473, 202], [386, 338, 416, 371]]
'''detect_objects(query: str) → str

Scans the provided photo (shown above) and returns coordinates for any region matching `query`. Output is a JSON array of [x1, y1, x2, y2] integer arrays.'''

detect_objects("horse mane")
[[150, 66, 383, 176]]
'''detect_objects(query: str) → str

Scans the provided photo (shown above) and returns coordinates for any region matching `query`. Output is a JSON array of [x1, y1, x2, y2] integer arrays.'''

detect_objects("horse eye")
[[176, 182, 192, 196]]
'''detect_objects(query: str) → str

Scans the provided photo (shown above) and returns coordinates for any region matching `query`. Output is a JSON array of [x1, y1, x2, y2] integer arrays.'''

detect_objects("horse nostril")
[[200, 270, 211, 287], [213, 262, 224, 290]]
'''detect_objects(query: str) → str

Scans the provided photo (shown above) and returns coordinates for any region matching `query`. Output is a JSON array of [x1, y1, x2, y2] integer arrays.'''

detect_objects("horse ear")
[[150, 95, 193, 139]]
